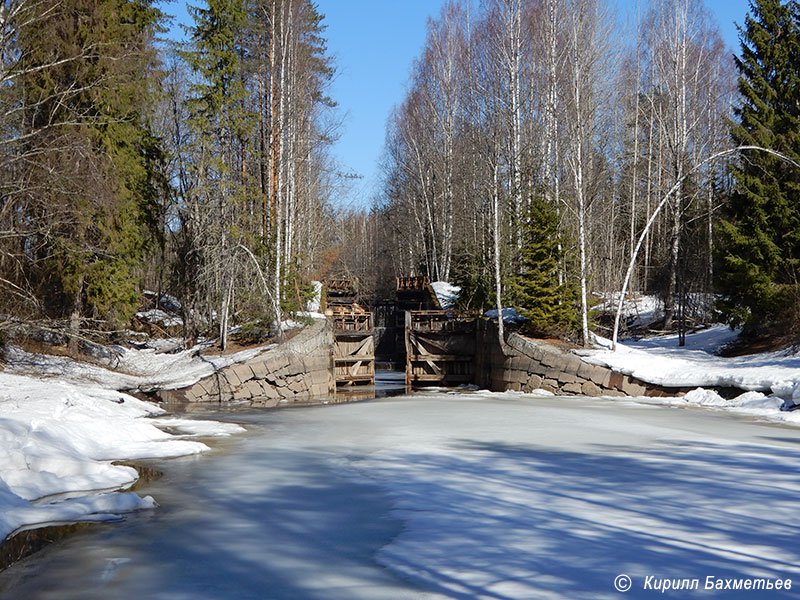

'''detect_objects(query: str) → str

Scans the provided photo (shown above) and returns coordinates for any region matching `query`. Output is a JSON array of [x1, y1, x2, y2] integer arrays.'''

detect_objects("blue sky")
[[322, 0, 751, 209], [162, 0, 753, 209]]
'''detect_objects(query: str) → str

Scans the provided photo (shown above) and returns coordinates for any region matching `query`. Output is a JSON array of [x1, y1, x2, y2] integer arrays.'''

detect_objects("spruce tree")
[[716, 0, 800, 336], [508, 196, 579, 337], [15, 0, 167, 325]]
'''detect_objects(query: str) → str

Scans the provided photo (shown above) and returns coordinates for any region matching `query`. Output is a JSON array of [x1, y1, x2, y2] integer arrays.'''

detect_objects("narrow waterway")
[[3, 378, 800, 599]]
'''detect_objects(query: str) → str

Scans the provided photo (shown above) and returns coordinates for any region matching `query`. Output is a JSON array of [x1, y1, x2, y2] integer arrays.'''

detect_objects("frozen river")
[[2, 384, 800, 599]]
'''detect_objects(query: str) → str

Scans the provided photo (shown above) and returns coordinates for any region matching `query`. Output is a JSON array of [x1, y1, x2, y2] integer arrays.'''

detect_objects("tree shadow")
[[3, 427, 800, 600], [360, 438, 800, 599]]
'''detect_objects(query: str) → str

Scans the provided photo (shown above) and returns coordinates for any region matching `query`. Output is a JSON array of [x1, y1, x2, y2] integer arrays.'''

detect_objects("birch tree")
[[563, 0, 615, 345], [642, 0, 728, 329]]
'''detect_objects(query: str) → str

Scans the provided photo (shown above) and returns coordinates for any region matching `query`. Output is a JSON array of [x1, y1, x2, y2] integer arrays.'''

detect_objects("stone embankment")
[[475, 321, 684, 398], [156, 317, 684, 404], [155, 319, 335, 406]]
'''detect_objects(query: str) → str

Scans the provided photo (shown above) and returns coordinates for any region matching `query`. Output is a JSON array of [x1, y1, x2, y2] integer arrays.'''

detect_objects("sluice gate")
[[324, 279, 375, 387], [405, 310, 476, 387], [330, 309, 375, 386]]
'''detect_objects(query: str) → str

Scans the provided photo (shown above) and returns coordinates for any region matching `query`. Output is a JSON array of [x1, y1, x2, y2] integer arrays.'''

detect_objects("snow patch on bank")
[[0, 372, 243, 543], [484, 307, 526, 325], [430, 281, 460, 309], [580, 324, 800, 393], [578, 325, 800, 426], [3, 342, 273, 393]]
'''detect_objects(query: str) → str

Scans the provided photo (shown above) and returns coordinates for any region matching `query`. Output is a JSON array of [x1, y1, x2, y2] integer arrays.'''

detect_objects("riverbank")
[[579, 324, 800, 424], [0, 371, 244, 548]]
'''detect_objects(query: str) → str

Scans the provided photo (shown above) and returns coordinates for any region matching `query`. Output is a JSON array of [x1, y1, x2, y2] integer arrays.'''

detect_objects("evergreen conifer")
[[508, 196, 579, 337], [716, 0, 800, 335], [17, 0, 167, 324]]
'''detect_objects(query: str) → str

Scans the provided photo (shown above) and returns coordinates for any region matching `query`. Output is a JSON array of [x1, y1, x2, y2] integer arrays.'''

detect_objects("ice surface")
[[4, 393, 800, 600]]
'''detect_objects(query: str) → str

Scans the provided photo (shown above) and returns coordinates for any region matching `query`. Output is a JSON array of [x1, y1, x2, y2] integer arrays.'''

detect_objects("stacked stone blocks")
[[476, 320, 683, 398], [156, 320, 335, 405]]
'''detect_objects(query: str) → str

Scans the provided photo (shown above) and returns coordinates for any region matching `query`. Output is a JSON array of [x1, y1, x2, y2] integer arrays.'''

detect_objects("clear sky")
[[162, 0, 754, 209]]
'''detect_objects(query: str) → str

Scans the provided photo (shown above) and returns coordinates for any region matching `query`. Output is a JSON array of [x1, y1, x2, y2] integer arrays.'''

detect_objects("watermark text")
[[614, 574, 793, 594]]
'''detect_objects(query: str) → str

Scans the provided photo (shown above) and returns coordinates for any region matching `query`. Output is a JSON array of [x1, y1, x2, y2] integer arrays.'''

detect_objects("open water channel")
[[2, 373, 800, 599]]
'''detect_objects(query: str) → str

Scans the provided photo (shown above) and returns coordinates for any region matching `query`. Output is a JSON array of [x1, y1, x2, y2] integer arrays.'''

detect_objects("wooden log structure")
[[324, 278, 358, 309], [405, 310, 476, 387], [396, 275, 429, 293], [329, 309, 375, 386]]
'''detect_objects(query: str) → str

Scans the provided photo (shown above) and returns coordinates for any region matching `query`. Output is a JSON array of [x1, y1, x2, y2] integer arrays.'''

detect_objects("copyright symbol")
[[614, 574, 632, 592]]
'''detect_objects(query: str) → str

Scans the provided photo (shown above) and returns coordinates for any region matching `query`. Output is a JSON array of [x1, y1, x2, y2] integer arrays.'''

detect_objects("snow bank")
[[307, 280, 323, 313], [593, 292, 664, 327], [580, 325, 800, 393], [484, 307, 526, 325], [0, 372, 244, 543], [579, 324, 800, 426], [135, 308, 183, 328], [279, 311, 326, 332], [631, 388, 800, 426], [430, 281, 460, 309], [3, 342, 274, 393], [593, 292, 714, 328]]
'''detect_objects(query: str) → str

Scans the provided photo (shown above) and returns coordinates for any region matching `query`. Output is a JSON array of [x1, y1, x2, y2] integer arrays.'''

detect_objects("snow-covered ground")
[[593, 291, 665, 328], [2, 342, 273, 393], [0, 371, 244, 544], [430, 281, 460, 309], [579, 325, 800, 426], [3, 393, 799, 599], [593, 291, 714, 329], [485, 306, 527, 325]]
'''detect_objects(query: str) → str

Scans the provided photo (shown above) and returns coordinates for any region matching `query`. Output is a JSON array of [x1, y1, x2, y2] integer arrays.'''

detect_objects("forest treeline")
[[0, 0, 798, 348], [0, 0, 341, 346], [361, 0, 800, 346]]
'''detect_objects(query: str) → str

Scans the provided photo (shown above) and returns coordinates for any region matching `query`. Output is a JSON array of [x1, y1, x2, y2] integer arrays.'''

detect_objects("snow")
[[0, 371, 244, 543], [306, 280, 323, 312], [142, 291, 182, 314], [134, 309, 183, 329], [484, 307, 526, 325], [594, 291, 664, 327], [430, 281, 460, 309], [579, 324, 800, 425], [279, 311, 326, 332], [3, 342, 274, 393], [593, 292, 714, 328]]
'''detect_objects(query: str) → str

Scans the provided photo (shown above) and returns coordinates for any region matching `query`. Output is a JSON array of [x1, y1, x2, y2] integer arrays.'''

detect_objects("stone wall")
[[155, 319, 335, 405], [475, 321, 684, 398]]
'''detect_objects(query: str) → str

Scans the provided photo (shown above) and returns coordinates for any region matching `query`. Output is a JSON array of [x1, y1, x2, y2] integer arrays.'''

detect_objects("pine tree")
[[508, 196, 579, 337], [716, 0, 800, 336]]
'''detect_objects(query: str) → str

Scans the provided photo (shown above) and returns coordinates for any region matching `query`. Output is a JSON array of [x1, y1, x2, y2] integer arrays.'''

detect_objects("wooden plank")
[[408, 355, 473, 361], [405, 311, 412, 386], [408, 374, 474, 382], [335, 355, 375, 362]]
